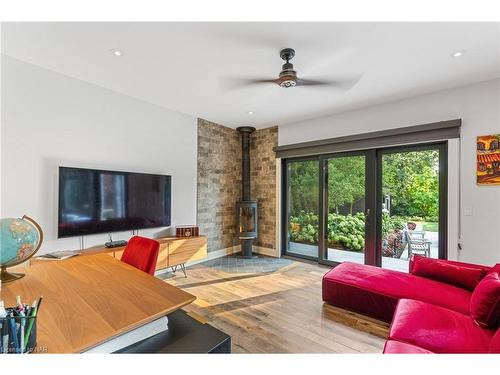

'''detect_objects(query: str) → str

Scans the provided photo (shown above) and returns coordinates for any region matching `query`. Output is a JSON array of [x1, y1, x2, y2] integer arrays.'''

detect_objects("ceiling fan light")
[[280, 79, 296, 88]]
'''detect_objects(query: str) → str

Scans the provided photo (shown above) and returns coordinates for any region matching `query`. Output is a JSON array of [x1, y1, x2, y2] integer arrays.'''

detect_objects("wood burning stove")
[[237, 200, 258, 236], [236, 126, 257, 258]]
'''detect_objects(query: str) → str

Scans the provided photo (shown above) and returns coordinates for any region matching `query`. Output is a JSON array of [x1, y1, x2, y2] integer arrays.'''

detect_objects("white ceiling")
[[2, 22, 500, 128]]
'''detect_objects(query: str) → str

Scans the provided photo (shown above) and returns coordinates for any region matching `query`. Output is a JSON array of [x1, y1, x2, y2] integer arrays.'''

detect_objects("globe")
[[0, 216, 43, 283]]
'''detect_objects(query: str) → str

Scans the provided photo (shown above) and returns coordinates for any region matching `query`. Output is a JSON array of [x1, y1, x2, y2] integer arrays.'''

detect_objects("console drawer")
[[156, 243, 169, 270], [168, 237, 207, 256], [168, 246, 207, 267]]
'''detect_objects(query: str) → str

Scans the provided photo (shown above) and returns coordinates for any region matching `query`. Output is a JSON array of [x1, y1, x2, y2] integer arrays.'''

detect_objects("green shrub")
[[289, 211, 365, 251], [381, 213, 406, 238], [289, 211, 319, 244], [425, 215, 438, 222], [290, 211, 408, 252], [326, 212, 365, 250]]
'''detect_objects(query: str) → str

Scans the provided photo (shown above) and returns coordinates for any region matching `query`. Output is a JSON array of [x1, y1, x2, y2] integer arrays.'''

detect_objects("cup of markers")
[[0, 296, 42, 354]]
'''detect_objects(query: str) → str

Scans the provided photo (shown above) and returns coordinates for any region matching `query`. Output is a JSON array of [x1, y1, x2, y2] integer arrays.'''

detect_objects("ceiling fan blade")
[[296, 79, 332, 86], [247, 78, 279, 84], [220, 77, 278, 90], [296, 75, 363, 90]]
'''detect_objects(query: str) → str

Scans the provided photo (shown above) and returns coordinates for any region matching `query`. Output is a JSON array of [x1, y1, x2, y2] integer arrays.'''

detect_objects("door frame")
[[375, 142, 448, 265], [281, 141, 448, 266], [317, 150, 377, 267], [281, 156, 321, 262]]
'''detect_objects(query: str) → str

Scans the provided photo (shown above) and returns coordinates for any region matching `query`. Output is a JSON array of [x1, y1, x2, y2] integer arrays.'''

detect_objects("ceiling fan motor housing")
[[279, 48, 297, 88], [279, 62, 297, 88]]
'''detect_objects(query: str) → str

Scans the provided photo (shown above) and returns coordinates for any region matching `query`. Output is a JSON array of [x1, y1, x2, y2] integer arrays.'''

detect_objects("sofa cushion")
[[389, 299, 495, 353], [383, 340, 433, 354], [409, 257, 492, 274], [489, 329, 500, 353], [470, 272, 500, 328], [410, 255, 486, 291], [322, 262, 472, 322]]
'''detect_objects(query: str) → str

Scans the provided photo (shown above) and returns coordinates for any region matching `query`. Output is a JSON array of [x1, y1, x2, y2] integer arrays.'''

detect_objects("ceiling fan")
[[225, 48, 359, 90]]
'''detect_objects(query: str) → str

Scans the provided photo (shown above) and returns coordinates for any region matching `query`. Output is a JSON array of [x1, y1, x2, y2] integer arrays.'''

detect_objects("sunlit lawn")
[[420, 221, 438, 232]]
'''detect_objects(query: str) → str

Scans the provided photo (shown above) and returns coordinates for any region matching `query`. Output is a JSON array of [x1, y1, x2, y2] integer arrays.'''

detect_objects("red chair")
[[120, 236, 160, 275]]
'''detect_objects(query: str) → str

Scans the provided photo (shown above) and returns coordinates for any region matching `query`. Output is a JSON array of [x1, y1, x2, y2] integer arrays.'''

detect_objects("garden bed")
[[289, 211, 408, 254]]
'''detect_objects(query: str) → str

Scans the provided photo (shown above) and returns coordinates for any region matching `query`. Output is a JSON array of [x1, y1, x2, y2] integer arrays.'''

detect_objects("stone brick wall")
[[197, 119, 241, 252], [251, 126, 278, 249], [197, 119, 277, 252]]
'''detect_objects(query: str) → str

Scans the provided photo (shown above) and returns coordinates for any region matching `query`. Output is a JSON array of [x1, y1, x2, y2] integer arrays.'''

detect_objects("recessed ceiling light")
[[247, 111, 254, 115], [110, 49, 123, 57], [451, 50, 466, 58]]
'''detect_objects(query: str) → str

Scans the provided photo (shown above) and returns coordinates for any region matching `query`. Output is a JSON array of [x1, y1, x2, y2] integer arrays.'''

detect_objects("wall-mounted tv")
[[58, 166, 171, 238]]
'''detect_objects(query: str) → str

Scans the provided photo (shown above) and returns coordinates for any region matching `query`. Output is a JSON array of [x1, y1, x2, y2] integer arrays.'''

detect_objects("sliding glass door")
[[283, 158, 320, 260], [319, 152, 371, 265], [378, 144, 447, 271], [282, 143, 447, 270]]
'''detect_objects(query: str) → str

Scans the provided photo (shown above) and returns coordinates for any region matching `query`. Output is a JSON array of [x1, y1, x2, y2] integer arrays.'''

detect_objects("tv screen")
[[58, 167, 171, 238]]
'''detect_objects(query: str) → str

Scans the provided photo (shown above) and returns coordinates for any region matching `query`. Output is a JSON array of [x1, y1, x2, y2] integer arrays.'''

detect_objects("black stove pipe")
[[236, 126, 256, 259], [237, 126, 255, 201]]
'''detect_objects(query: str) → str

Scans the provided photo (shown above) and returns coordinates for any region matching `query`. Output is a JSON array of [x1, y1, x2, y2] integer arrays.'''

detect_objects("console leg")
[[180, 263, 187, 278]]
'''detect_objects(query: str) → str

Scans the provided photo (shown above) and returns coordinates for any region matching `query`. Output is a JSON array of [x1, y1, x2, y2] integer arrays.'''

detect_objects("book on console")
[[37, 250, 80, 260], [83, 316, 169, 353]]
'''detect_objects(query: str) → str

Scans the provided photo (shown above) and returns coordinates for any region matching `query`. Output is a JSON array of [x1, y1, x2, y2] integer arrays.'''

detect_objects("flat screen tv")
[[58, 166, 171, 238]]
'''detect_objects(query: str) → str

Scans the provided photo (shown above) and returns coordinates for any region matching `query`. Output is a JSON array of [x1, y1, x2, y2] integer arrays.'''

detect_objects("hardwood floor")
[[166, 256, 388, 353]]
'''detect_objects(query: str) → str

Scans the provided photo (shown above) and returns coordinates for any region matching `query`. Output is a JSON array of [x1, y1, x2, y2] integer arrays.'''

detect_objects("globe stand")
[[1, 215, 43, 284], [1, 266, 25, 283]]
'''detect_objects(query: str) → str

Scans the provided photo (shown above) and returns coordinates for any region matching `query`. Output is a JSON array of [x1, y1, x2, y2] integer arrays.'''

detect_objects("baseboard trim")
[[185, 245, 240, 268], [253, 246, 279, 258]]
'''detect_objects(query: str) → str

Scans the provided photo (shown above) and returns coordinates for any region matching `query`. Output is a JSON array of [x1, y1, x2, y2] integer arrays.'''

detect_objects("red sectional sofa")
[[322, 256, 500, 353]]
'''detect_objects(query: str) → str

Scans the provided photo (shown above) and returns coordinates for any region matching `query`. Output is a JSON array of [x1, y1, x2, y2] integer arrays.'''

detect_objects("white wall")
[[1, 56, 198, 255], [279, 78, 500, 265]]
